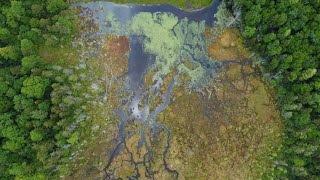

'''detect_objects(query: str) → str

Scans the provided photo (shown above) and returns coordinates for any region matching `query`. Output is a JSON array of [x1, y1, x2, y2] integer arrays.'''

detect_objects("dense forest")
[[235, 0, 320, 178], [0, 0, 85, 179]]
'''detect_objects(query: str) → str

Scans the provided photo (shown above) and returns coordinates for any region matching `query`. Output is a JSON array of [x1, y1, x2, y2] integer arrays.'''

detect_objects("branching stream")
[[103, 36, 180, 179]]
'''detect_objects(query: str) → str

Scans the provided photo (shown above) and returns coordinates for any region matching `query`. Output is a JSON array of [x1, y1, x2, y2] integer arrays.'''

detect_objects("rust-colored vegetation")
[[101, 35, 129, 77], [208, 28, 250, 61], [154, 28, 283, 179]]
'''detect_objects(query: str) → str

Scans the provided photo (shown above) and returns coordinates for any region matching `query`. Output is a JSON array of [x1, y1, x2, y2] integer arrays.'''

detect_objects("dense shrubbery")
[[0, 0, 82, 179], [235, 0, 320, 178]]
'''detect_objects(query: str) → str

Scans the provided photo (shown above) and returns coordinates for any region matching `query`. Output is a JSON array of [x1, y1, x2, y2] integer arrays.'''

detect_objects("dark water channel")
[[73, 1, 222, 179]]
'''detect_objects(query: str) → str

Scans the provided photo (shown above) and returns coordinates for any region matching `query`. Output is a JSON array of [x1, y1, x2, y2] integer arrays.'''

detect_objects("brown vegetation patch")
[[208, 28, 250, 61], [155, 63, 282, 179], [151, 28, 283, 179], [100, 35, 130, 78]]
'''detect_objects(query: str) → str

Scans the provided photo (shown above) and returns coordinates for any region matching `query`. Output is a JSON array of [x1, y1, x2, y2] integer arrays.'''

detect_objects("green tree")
[[0, 80, 9, 95], [266, 40, 282, 56], [278, 27, 291, 40], [4, 1, 26, 28], [31, 4, 44, 17], [0, 28, 12, 43], [13, 94, 34, 112], [0, 46, 19, 61], [244, 5, 262, 26], [263, 33, 276, 43], [46, 0, 67, 14], [30, 130, 43, 142], [300, 69, 317, 81], [21, 76, 50, 99], [0, 97, 12, 113], [8, 162, 28, 177], [21, 55, 41, 71], [21, 39, 36, 56], [1, 126, 26, 152], [243, 26, 256, 38], [274, 13, 288, 27]]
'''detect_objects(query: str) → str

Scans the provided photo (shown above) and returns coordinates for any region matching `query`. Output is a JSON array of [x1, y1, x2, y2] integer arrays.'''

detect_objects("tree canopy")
[[236, 0, 320, 178]]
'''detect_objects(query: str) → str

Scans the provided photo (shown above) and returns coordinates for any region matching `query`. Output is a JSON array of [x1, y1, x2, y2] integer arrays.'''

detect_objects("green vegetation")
[[0, 0, 107, 179], [236, 0, 320, 178], [0, 0, 67, 178]]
